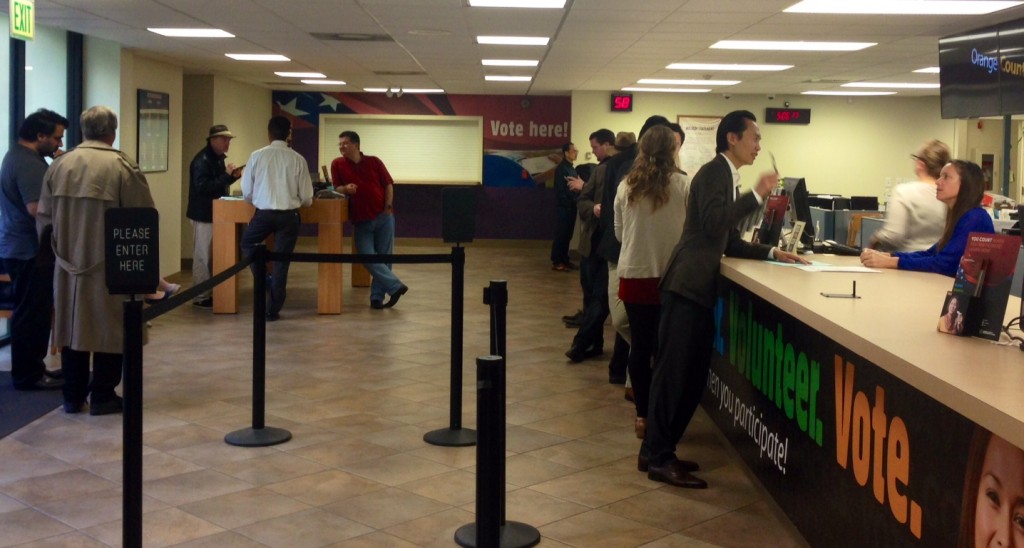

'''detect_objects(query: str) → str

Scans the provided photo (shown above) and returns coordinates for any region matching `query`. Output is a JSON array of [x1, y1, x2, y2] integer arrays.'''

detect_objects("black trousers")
[[241, 209, 300, 316], [644, 291, 715, 466], [549, 206, 575, 265], [624, 302, 659, 419], [3, 256, 54, 387], [570, 253, 609, 352], [61, 348, 122, 404]]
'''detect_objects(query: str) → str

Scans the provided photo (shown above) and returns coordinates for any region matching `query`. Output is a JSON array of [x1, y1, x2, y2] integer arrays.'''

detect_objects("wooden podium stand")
[[212, 199, 369, 314]]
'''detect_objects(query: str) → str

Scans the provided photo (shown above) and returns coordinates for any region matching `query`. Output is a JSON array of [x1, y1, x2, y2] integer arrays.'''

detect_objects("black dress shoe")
[[43, 369, 64, 380], [583, 347, 603, 359], [266, 312, 280, 322], [384, 284, 408, 308], [565, 346, 586, 363], [563, 318, 581, 328], [561, 310, 582, 322], [14, 375, 64, 391], [370, 299, 384, 310], [63, 401, 84, 414], [648, 459, 708, 489], [608, 375, 626, 385], [638, 454, 698, 473], [89, 395, 123, 416]]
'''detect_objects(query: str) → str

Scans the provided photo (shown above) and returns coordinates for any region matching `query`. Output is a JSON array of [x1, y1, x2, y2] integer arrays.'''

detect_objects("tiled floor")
[[0, 240, 808, 547]]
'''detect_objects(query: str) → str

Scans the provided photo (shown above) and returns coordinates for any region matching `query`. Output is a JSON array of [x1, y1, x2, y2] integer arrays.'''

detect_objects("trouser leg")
[[268, 212, 300, 316], [89, 352, 123, 403], [624, 302, 659, 419], [61, 347, 91, 405], [190, 220, 213, 300], [4, 257, 53, 387]]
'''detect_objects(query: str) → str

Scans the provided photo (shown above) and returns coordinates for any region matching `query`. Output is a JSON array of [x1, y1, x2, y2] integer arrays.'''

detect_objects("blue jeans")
[[354, 213, 403, 302]]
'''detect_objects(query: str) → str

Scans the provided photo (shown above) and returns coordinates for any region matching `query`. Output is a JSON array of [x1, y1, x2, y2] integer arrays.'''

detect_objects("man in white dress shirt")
[[240, 116, 313, 321]]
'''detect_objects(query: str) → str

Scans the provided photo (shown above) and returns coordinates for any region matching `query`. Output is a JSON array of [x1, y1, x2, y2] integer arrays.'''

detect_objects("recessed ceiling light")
[[486, 75, 533, 82], [401, 89, 446, 94], [711, 40, 875, 51], [621, 87, 711, 93], [469, 0, 566, 7], [802, 91, 896, 96], [637, 78, 740, 86], [914, 67, 941, 74], [276, 72, 326, 78], [302, 80, 345, 85], [784, 0, 1023, 15], [477, 36, 549, 46], [148, 28, 234, 38], [666, 63, 793, 71], [842, 82, 939, 89], [364, 88, 389, 92], [226, 53, 290, 61], [482, 59, 540, 67]]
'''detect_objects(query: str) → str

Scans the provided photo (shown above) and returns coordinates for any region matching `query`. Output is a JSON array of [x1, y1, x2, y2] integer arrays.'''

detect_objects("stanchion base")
[[423, 427, 477, 447], [454, 521, 541, 548], [224, 426, 292, 447]]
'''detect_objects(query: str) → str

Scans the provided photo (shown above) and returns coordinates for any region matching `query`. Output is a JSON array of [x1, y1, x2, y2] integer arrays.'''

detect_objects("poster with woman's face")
[[960, 430, 1024, 547]]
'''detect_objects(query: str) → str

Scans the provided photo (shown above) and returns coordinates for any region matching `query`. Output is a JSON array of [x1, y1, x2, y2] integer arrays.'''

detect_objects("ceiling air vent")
[[311, 32, 393, 42]]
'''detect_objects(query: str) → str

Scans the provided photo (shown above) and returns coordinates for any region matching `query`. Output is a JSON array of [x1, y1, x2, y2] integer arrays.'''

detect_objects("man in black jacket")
[[186, 125, 241, 308]]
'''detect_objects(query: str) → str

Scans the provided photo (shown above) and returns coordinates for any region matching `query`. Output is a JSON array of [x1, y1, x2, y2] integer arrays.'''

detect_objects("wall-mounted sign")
[[610, 93, 633, 112], [765, 108, 812, 125], [9, 0, 34, 41], [137, 89, 169, 173], [939, 18, 1024, 118], [105, 208, 160, 295]]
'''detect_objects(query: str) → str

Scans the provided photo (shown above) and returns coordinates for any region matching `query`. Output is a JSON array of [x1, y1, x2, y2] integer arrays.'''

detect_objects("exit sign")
[[10, 0, 34, 41]]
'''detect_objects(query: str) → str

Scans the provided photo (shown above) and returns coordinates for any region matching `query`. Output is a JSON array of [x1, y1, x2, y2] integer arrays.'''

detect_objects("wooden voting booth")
[[211, 199, 370, 314]]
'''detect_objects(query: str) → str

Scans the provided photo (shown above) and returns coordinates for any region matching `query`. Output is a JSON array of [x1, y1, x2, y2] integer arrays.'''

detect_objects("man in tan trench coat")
[[37, 106, 155, 415]]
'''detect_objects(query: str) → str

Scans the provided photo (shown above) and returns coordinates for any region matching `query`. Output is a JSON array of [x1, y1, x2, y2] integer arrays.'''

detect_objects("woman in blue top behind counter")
[[861, 160, 994, 276]]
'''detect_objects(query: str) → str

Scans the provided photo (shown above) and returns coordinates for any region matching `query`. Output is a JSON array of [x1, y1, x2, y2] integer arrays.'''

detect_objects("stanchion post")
[[225, 244, 291, 447], [122, 297, 144, 548], [424, 246, 476, 446]]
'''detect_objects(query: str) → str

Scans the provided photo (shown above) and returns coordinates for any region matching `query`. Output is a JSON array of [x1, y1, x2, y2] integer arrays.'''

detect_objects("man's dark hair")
[[18, 109, 69, 141], [715, 110, 756, 154], [667, 122, 685, 144], [638, 115, 670, 140], [561, 142, 574, 154], [268, 116, 291, 141], [339, 130, 361, 145], [589, 129, 615, 146]]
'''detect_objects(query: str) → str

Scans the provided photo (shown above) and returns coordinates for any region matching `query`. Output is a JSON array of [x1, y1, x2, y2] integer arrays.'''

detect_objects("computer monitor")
[[758, 194, 789, 246], [783, 177, 816, 247], [850, 196, 879, 211]]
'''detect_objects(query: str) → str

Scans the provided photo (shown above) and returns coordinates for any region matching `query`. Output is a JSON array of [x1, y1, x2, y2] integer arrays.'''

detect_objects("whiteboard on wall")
[[319, 114, 483, 185], [677, 115, 721, 177]]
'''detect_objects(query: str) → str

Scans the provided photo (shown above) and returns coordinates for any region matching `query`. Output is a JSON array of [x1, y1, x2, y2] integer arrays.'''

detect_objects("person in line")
[[957, 428, 1024, 547], [613, 125, 689, 440], [565, 129, 616, 363], [551, 142, 580, 272], [869, 139, 951, 252], [186, 124, 242, 309], [644, 110, 806, 488], [37, 106, 154, 414], [0, 108, 68, 390], [331, 131, 408, 309], [240, 116, 313, 321], [861, 160, 994, 276]]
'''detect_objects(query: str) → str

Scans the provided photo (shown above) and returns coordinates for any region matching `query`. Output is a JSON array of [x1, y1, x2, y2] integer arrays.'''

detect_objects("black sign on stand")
[[105, 208, 160, 295]]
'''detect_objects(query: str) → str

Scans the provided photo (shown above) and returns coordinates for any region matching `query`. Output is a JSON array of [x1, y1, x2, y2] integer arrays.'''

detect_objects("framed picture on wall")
[[137, 89, 169, 173]]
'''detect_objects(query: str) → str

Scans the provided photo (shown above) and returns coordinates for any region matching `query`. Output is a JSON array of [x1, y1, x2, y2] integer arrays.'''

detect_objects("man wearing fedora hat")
[[186, 124, 242, 308]]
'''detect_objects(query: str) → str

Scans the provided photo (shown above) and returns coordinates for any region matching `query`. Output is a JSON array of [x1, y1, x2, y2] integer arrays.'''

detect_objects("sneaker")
[[193, 297, 213, 309]]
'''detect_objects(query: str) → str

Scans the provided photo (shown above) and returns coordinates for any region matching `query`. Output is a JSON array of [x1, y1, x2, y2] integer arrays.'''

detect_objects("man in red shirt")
[[331, 131, 408, 309]]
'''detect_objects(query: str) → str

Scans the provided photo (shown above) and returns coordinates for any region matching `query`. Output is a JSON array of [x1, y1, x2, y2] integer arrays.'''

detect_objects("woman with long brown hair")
[[861, 160, 994, 276]]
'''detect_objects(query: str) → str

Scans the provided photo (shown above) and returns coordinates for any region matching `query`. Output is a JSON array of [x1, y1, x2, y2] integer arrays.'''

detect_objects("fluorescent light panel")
[[637, 78, 740, 86], [666, 63, 792, 71], [621, 87, 710, 93], [914, 67, 941, 74], [802, 91, 896, 96], [148, 28, 234, 38], [477, 36, 549, 46], [486, 75, 532, 81], [402, 89, 445, 93], [469, 0, 565, 7], [482, 59, 539, 67], [364, 88, 388, 92], [842, 82, 939, 89], [785, 0, 1023, 15], [226, 53, 290, 61], [302, 80, 346, 85], [711, 40, 875, 51], [276, 72, 326, 78]]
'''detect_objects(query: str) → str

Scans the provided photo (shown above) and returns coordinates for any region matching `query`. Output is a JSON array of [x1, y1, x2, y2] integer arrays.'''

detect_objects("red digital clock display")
[[766, 107, 811, 125], [611, 93, 633, 112]]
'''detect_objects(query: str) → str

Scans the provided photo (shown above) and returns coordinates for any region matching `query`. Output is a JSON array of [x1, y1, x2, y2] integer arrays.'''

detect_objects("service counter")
[[705, 256, 1024, 547]]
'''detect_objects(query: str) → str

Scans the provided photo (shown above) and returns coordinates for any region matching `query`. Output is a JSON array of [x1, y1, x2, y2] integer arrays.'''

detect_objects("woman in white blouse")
[[869, 139, 950, 252], [614, 125, 690, 439]]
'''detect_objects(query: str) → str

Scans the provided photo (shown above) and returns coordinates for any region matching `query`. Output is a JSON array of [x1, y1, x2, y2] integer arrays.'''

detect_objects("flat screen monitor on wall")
[[783, 177, 816, 247], [939, 25, 1003, 118]]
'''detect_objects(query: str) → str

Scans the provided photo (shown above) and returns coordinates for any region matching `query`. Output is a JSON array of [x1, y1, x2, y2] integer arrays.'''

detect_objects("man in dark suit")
[[642, 110, 806, 488]]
